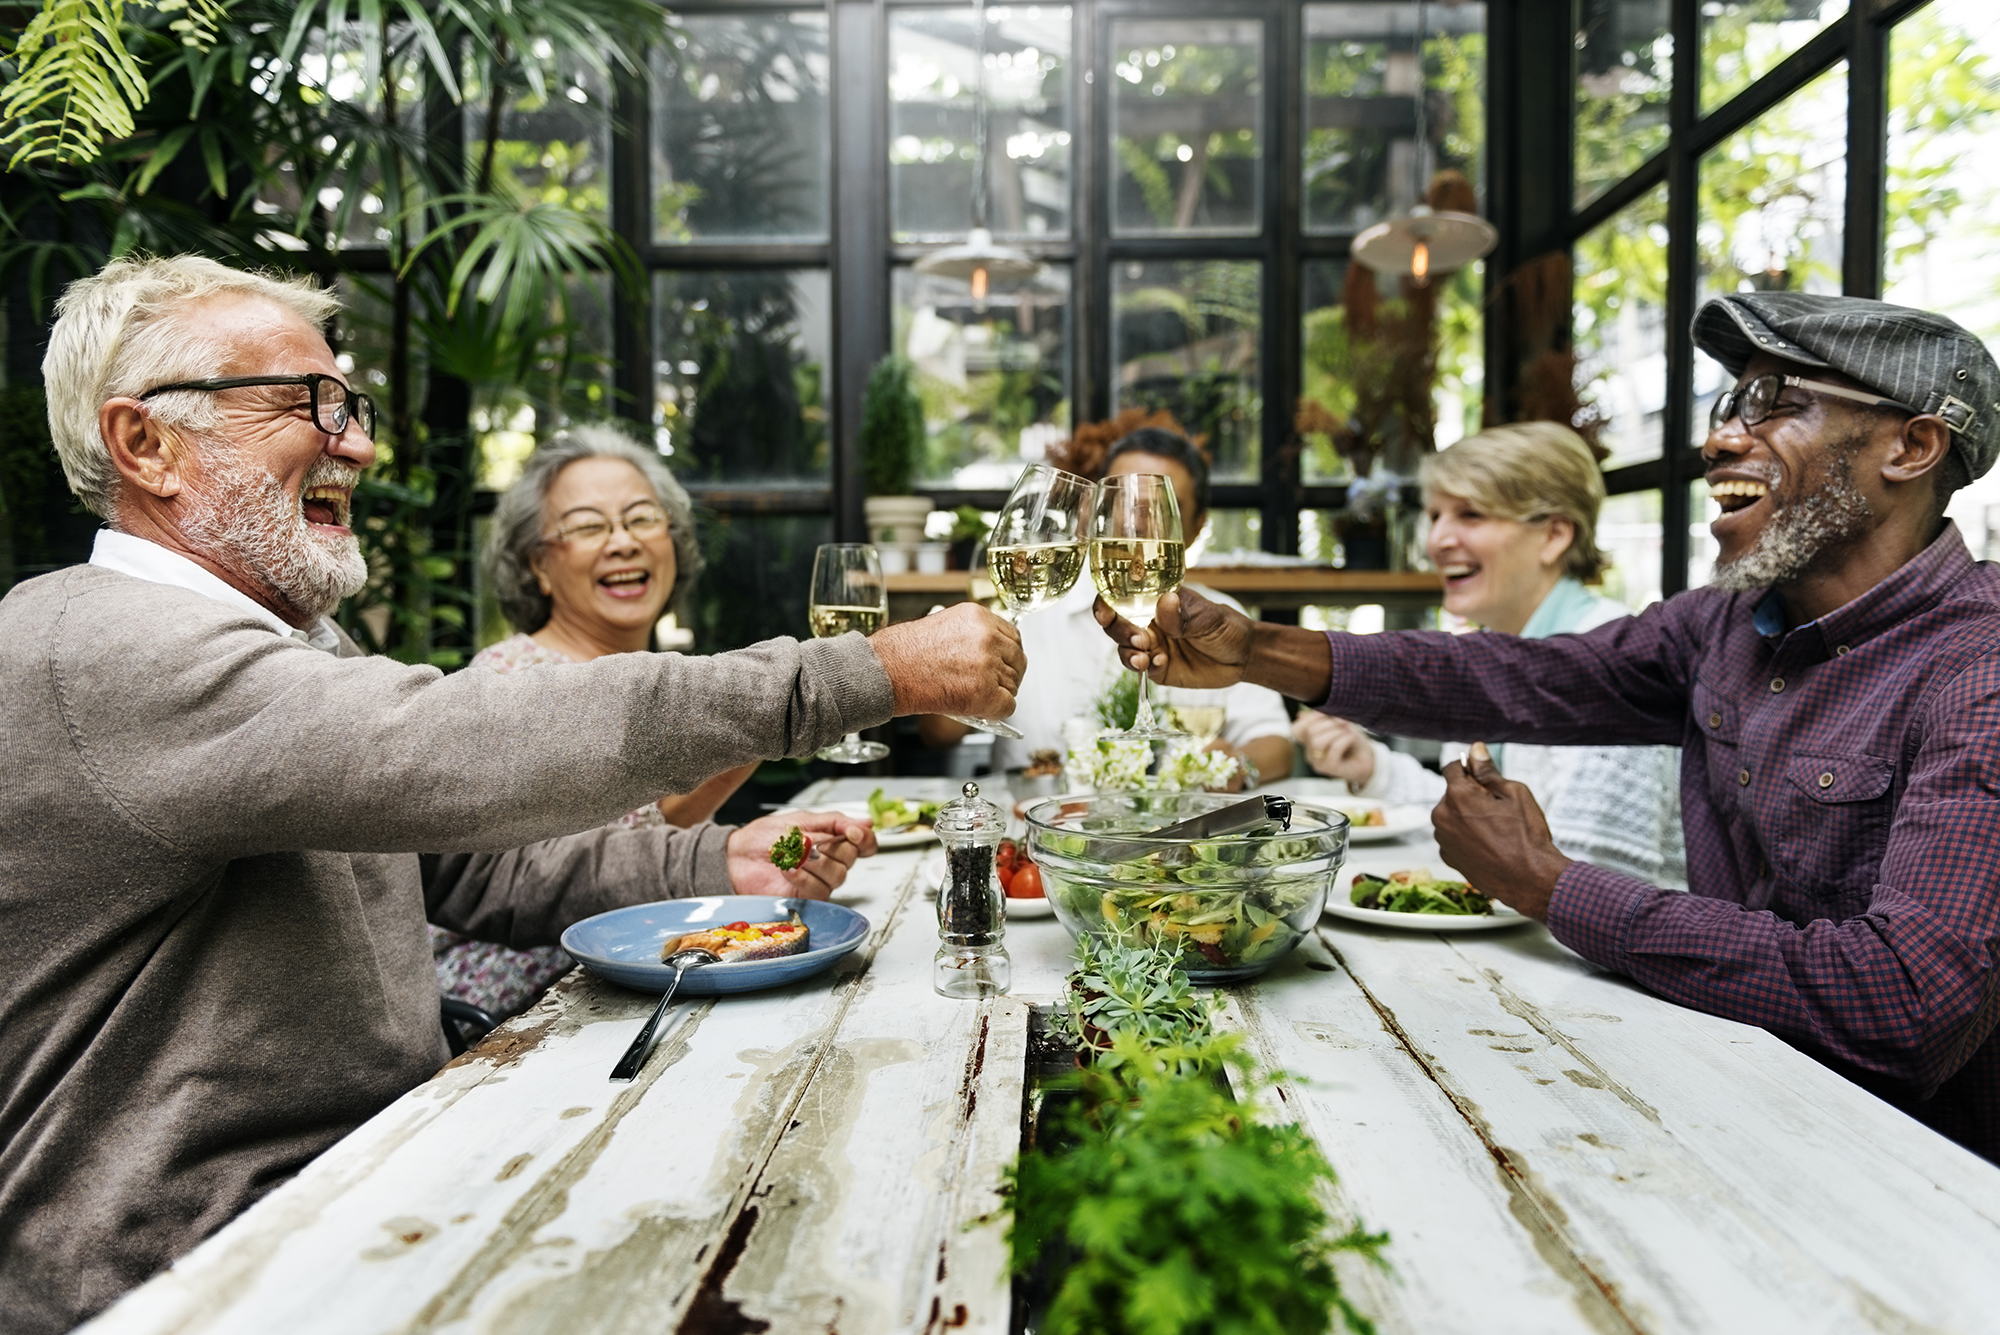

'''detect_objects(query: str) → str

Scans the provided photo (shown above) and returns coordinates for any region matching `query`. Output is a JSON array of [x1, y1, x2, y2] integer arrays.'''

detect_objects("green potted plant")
[[859, 355, 932, 568]]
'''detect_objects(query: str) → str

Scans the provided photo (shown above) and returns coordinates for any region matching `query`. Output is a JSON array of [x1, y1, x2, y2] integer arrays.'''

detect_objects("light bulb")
[[1411, 241, 1430, 283], [971, 266, 989, 301]]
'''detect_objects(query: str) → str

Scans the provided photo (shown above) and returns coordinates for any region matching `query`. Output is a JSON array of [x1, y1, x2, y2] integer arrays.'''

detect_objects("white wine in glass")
[[944, 464, 1097, 740], [1089, 473, 1185, 739], [809, 543, 891, 764]]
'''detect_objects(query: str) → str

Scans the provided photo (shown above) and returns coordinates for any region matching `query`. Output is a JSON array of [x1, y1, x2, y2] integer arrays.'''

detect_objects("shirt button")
[[1739, 769, 1752, 786], [1818, 771, 1835, 789], [1709, 712, 1723, 729], [1770, 678, 1785, 693], [1835, 645, 1849, 656]]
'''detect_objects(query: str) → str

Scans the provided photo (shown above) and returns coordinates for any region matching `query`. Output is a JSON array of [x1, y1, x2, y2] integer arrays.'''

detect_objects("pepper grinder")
[[933, 781, 1010, 998]]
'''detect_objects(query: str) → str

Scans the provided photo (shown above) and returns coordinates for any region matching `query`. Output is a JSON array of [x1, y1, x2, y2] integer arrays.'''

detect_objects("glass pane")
[[1109, 18, 1264, 235], [1574, 182, 1669, 468], [1112, 259, 1261, 481], [1687, 478, 1720, 588], [652, 13, 831, 243], [690, 514, 832, 652], [1693, 61, 1847, 443], [1597, 489, 1662, 612], [1190, 508, 1262, 564], [1574, 0, 1672, 207], [1298, 258, 1484, 483], [474, 277, 614, 492], [898, 263, 1072, 486], [654, 270, 832, 482], [1702, 0, 1847, 111], [264, 32, 424, 250], [464, 62, 610, 222], [1302, 2, 1486, 233], [890, 7, 1073, 241], [1886, 3, 2000, 541]]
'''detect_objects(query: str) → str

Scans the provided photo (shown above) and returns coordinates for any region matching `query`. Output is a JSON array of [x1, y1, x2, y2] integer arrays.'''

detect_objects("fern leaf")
[[1, 0, 146, 167]]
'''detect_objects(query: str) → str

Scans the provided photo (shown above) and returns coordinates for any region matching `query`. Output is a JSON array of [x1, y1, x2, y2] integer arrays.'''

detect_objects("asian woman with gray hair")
[[433, 423, 757, 1016]]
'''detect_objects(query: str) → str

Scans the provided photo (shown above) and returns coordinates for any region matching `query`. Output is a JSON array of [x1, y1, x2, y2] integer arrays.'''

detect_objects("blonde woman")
[[1296, 422, 1686, 889]]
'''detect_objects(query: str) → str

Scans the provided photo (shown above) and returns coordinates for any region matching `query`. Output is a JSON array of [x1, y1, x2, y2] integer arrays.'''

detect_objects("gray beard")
[[1709, 432, 1874, 594], [179, 447, 369, 622]]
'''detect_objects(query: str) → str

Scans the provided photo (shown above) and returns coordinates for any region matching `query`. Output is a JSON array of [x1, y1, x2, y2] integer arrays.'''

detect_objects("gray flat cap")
[[1692, 292, 2000, 481]]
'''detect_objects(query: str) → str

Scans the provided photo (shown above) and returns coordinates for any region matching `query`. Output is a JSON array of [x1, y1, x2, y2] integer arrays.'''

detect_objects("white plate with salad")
[[1322, 868, 1532, 933], [779, 790, 940, 849], [1323, 797, 1430, 843]]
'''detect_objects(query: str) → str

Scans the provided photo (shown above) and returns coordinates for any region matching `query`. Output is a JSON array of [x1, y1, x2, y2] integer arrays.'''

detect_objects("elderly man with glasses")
[[0, 255, 1025, 1333], [1096, 291, 2000, 1166]]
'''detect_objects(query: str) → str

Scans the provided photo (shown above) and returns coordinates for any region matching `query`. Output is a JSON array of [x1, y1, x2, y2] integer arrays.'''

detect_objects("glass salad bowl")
[[1021, 792, 1350, 983]]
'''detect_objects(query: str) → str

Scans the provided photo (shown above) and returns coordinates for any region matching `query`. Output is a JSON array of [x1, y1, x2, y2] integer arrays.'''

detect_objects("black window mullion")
[[1658, 0, 1702, 596], [612, 64, 652, 428], [1841, 2, 1890, 298], [1088, 1, 1114, 424], [830, 0, 885, 542], [1264, 0, 1300, 555], [1071, 0, 1100, 433]]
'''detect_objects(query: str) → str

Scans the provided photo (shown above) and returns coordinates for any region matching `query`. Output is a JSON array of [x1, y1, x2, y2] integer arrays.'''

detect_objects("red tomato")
[[725, 921, 750, 931], [1006, 864, 1044, 899]]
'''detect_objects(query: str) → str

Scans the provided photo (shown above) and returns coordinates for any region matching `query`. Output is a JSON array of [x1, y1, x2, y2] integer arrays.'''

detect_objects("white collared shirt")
[[89, 529, 343, 653]]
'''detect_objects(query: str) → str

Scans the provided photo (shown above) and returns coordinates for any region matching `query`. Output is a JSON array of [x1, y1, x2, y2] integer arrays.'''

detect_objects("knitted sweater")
[[0, 565, 892, 1334]]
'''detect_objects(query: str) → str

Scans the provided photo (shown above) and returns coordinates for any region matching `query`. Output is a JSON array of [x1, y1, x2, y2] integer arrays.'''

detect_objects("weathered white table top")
[[86, 776, 2000, 1335]]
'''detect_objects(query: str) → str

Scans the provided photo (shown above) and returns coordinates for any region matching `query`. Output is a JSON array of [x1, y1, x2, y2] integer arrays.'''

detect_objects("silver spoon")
[[610, 947, 718, 1082]]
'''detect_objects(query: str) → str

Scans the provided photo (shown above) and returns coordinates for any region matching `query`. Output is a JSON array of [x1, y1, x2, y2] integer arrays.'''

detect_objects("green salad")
[[1349, 870, 1491, 916], [868, 788, 941, 831], [1035, 827, 1328, 970]]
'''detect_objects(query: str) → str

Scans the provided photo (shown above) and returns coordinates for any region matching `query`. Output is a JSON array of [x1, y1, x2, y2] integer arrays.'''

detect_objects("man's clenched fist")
[[868, 602, 1026, 718]]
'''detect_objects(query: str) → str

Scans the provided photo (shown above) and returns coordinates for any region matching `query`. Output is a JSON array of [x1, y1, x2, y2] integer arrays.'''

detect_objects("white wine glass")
[[1089, 472, 1186, 740], [809, 543, 891, 764], [944, 463, 1098, 740]]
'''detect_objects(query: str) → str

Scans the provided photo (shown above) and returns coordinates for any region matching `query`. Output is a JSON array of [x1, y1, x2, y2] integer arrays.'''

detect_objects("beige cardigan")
[[0, 565, 893, 1334]]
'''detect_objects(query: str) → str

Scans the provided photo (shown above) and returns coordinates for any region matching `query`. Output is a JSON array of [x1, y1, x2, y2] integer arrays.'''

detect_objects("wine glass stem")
[[1133, 663, 1157, 730]]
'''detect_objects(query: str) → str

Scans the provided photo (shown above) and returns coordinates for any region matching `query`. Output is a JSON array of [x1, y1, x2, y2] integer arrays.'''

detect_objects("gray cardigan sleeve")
[[420, 821, 734, 948], [53, 578, 894, 860]]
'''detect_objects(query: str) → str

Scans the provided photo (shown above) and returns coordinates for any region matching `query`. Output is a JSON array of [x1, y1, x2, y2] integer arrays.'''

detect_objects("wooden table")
[[85, 777, 2000, 1335]]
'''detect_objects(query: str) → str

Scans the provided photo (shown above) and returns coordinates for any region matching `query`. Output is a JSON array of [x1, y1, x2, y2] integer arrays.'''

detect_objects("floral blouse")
[[429, 634, 667, 1018]]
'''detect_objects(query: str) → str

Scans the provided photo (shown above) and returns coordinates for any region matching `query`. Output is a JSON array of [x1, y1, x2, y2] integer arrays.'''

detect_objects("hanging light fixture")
[[914, 0, 1040, 301], [1350, 0, 1496, 283]]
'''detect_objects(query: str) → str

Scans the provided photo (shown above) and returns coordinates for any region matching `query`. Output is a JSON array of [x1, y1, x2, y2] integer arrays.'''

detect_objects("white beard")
[[179, 447, 369, 622], [1710, 434, 1874, 594]]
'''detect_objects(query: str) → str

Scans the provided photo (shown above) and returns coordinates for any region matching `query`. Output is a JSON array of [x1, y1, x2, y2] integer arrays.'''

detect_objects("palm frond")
[[0, 0, 230, 168]]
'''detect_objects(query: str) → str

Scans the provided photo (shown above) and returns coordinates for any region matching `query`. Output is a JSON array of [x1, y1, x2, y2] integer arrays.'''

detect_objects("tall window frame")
[[602, 0, 1491, 592], [1537, 0, 1931, 600]]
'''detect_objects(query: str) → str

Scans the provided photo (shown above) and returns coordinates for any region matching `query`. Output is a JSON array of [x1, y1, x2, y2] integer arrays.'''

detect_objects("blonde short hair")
[[42, 254, 342, 518], [1419, 422, 1609, 584]]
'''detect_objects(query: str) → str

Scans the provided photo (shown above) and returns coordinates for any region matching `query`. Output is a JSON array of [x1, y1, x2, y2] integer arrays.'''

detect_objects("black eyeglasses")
[[1709, 372, 1916, 434], [138, 374, 377, 440]]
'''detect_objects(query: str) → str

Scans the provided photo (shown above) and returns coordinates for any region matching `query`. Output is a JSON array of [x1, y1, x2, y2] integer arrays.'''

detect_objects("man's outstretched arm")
[[1093, 588, 1333, 700]]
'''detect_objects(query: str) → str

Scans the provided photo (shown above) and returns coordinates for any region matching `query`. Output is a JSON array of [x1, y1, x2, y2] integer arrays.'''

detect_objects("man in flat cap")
[[1097, 292, 2000, 1164]]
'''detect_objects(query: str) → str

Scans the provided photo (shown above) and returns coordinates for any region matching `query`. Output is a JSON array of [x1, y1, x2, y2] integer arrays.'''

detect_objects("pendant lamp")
[[1350, 0, 1496, 284], [914, 0, 1039, 301]]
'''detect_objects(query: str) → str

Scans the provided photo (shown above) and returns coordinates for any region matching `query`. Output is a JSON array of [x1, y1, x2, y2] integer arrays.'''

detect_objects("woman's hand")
[[1293, 713, 1376, 788], [726, 810, 878, 900]]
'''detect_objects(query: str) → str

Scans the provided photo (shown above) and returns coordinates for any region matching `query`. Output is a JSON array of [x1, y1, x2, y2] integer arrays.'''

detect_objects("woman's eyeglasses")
[[546, 505, 670, 547], [1709, 372, 1916, 433], [139, 374, 378, 439]]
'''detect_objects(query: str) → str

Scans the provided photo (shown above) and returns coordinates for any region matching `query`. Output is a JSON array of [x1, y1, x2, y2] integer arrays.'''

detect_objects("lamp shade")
[[1350, 206, 1498, 281], [913, 228, 1041, 286]]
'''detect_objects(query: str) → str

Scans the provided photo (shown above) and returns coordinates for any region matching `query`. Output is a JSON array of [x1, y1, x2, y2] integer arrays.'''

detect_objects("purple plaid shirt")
[[1319, 524, 2000, 1162]]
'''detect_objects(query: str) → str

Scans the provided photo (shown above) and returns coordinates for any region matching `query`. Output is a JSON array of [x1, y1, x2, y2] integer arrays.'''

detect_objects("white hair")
[[42, 254, 343, 519]]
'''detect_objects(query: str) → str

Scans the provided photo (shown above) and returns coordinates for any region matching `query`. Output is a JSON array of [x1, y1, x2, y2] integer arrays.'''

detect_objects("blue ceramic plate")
[[561, 897, 871, 995]]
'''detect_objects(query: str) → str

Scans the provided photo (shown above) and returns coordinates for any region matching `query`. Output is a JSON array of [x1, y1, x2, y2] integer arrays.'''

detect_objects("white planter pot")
[[864, 495, 935, 547]]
